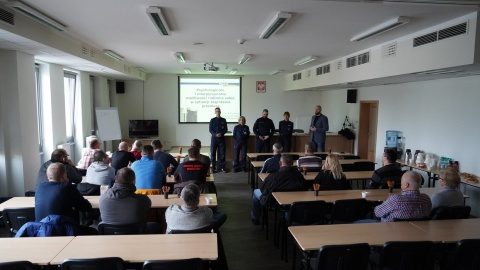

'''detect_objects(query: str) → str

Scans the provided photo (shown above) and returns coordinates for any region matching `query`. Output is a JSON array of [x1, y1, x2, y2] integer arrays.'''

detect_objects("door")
[[358, 101, 378, 161]]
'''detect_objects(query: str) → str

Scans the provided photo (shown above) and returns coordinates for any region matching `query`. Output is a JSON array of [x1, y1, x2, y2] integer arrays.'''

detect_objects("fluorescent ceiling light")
[[238, 54, 252, 65], [294, 56, 317, 66], [229, 69, 237, 75], [7, 1, 66, 31], [351, 16, 410, 42], [184, 68, 191, 74], [103, 50, 124, 61], [260, 12, 292, 39], [146, 6, 171, 36], [174, 52, 185, 63], [269, 70, 282, 75]]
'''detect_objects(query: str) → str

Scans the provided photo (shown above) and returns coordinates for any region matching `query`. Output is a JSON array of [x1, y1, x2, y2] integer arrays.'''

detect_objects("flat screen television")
[[128, 120, 159, 138]]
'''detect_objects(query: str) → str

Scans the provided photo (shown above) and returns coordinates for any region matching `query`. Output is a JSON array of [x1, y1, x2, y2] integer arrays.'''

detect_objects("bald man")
[[111, 141, 136, 173], [374, 171, 432, 222], [35, 163, 92, 222], [309, 105, 329, 152]]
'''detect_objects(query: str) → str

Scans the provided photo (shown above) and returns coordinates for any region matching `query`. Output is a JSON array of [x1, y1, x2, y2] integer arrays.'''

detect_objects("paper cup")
[[205, 197, 212, 204], [361, 191, 369, 198]]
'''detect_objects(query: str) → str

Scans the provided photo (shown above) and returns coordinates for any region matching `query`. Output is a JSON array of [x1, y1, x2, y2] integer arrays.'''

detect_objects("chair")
[[60, 257, 126, 270], [24, 190, 35, 197], [143, 258, 204, 270], [255, 155, 273, 161], [353, 161, 375, 171], [377, 241, 435, 270], [97, 223, 145, 235], [309, 243, 371, 270], [429, 205, 471, 220], [374, 170, 405, 189], [170, 226, 227, 270], [315, 154, 328, 159], [282, 201, 327, 262], [290, 154, 300, 161], [3, 207, 36, 235], [450, 239, 480, 270], [341, 164, 355, 172], [330, 199, 368, 224], [342, 155, 361, 160], [0, 260, 35, 270]]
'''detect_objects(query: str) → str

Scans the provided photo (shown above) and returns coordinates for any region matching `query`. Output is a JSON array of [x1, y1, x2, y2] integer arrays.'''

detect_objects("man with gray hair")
[[260, 143, 283, 173], [296, 142, 322, 170], [165, 183, 226, 233]]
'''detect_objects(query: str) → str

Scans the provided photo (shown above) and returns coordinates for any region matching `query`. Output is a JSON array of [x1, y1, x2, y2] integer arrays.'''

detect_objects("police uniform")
[[209, 116, 228, 172], [233, 124, 250, 171], [253, 117, 275, 153], [278, 120, 294, 152]]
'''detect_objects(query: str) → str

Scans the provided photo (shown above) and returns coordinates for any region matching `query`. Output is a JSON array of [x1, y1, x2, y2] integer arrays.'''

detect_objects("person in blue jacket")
[[209, 107, 228, 173], [233, 116, 250, 172]]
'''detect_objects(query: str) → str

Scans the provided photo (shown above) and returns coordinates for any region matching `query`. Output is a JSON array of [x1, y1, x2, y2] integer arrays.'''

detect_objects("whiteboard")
[[95, 107, 122, 141]]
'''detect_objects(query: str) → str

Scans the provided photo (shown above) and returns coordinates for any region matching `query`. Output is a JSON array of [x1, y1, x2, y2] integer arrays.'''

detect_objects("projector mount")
[[204, 62, 219, 72]]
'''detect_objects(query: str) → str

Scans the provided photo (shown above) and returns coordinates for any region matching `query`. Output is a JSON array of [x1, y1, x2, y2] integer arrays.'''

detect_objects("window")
[[64, 72, 77, 143], [34, 64, 44, 153]]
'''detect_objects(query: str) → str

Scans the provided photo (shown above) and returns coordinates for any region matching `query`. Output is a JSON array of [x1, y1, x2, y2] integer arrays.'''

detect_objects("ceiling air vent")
[[0, 6, 14, 25], [413, 32, 437, 47], [439, 22, 467, 41], [81, 45, 88, 57], [335, 60, 342, 71], [382, 42, 397, 58]]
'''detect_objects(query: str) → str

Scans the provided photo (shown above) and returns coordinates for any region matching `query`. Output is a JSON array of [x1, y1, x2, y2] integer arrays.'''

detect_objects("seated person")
[[314, 154, 351, 191], [99, 167, 160, 234], [86, 150, 116, 186], [174, 147, 208, 183], [251, 154, 307, 225], [131, 145, 166, 192], [368, 148, 403, 189], [373, 171, 432, 222], [184, 139, 211, 167], [111, 141, 136, 173], [260, 143, 283, 173], [165, 183, 226, 233], [152, 139, 178, 173], [297, 142, 322, 171], [431, 167, 464, 208], [37, 149, 82, 187], [77, 137, 101, 174], [35, 163, 96, 234], [131, 140, 143, 160]]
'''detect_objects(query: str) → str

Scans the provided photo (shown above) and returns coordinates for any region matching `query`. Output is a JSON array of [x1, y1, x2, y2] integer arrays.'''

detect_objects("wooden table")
[[0, 236, 74, 265], [410, 219, 480, 243], [50, 234, 218, 264], [0, 194, 217, 211], [258, 170, 374, 182], [397, 161, 444, 187]]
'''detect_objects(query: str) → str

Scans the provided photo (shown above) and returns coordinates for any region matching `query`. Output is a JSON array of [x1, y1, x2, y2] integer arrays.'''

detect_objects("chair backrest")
[[379, 241, 435, 270], [341, 164, 355, 172], [3, 207, 36, 234], [315, 154, 328, 159], [314, 243, 371, 270], [451, 239, 480, 270], [429, 205, 471, 220], [342, 155, 361, 160], [256, 155, 273, 161], [0, 260, 35, 270], [353, 161, 375, 171], [24, 190, 36, 197], [169, 226, 213, 234], [289, 201, 327, 226], [97, 223, 145, 235], [290, 154, 300, 161], [143, 258, 204, 270], [377, 170, 405, 189], [331, 199, 367, 224], [61, 257, 126, 270]]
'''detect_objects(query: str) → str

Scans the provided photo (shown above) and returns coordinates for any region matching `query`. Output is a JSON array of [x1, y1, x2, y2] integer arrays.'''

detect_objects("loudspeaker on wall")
[[116, 82, 125, 94], [347, 89, 357, 103]]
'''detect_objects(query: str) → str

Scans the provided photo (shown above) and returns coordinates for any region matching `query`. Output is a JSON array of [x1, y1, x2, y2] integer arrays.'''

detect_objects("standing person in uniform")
[[233, 116, 250, 173], [310, 105, 329, 152], [278, 111, 294, 152], [253, 109, 275, 153], [209, 107, 228, 173]]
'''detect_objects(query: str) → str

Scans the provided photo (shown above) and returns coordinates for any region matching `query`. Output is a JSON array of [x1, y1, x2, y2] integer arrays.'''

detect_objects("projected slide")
[[179, 77, 241, 123]]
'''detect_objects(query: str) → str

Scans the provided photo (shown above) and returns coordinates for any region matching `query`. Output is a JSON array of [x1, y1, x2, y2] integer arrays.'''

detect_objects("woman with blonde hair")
[[431, 167, 464, 208], [313, 154, 351, 190], [130, 140, 143, 160]]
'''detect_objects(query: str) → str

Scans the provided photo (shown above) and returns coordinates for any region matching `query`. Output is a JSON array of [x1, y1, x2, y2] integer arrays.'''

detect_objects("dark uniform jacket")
[[259, 166, 307, 205], [253, 117, 275, 137], [233, 124, 250, 143]]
